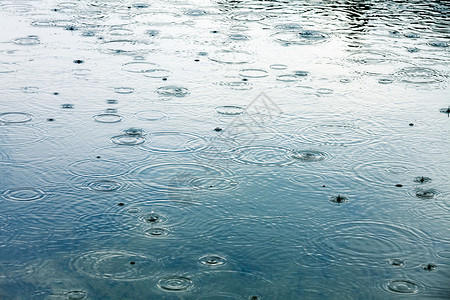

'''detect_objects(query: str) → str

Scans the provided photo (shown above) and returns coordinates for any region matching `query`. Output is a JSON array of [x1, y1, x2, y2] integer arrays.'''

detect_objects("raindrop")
[[146, 228, 169, 237], [198, 254, 227, 266], [330, 194, 348, 204], [420, 263, 437, 271], [2, 187, 45, 202], [290, 150, 328, 162], [73, 59, 84, 64], [414, 176, 431, 183], [386, 258, 406, 267], [439, 107, 450, 114], [88, 180, 122, 192], [415, 189, 437, 199]]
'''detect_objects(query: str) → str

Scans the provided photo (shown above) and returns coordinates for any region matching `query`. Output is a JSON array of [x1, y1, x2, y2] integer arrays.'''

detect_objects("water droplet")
[[421, 263, 437, 271], [330, 194, 348, 204], [73, 59, 84, 64], [414, 176, 432, 183], [387, 258, 406, 267], [146, 228, 169, 237]]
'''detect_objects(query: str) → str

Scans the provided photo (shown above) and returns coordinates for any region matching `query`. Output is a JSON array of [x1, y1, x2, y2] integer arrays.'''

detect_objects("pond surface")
[[1, 0, 449, 299]]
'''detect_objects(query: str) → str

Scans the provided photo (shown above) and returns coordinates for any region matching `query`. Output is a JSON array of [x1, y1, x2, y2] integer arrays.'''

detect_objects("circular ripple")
[[233, 146, 296, 166], [209, 50, 252, 64], [215, 105, 246, 115], [133, 163, 235, 193], [306, 220, 430, 267], [71, 251, 159, 281], [134, 110, 168, 121], [198, 254, 227, 267], [67, 159, 130, 177], [272, 30, 329, 45], [157, 276, 194, 292], [145, 227, 170, 237], [0, 112, 33, 124], [111, 134, 145, 146], [276, 74, 298, 82], [140, 132, 207, 152], [93, 113, 123, 123], [231, 12, 266, 22], [239, 69, 268, 78], [0, 62, 20, 73], [14, 35, 40, 45], [396, 67, 443, 84], [290, 150, 329, 162], [2, 187, 45, 202], [354, 161, 435, 188], [270, 64, 287, 70], [122, 62, 158, 73], [295, 122, 372, 146], [415, 188, 438, 199], [143, 69, 172, 78], [385, 280, 419, 294], [88, 180, 122, 192], [156, 86, 188, 97], [114, 87, 134, 94]]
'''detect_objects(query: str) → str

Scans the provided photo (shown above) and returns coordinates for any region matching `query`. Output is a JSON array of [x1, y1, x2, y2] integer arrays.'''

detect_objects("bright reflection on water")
[[0, 0, 449, 298]]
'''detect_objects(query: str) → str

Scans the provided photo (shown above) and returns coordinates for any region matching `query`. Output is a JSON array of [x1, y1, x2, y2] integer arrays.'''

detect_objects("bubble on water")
[[239, 69, 268, 78], [198, 254, 227, 266], [385, 280, 419, 294], [14, 35, 40, 45], [157, 276, 194, 292], [156, 86, 189, 97], [2, 187, 45, 202], [93, 113, 123, 123], [0, 112, 33, 124]]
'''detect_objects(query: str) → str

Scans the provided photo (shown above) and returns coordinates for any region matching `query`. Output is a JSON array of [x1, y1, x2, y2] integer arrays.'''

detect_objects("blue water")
[[0, 0, 449, 299]]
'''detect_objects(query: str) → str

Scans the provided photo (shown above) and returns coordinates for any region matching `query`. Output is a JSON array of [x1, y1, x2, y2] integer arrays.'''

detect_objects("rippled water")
[[1, 0, 449, 299]]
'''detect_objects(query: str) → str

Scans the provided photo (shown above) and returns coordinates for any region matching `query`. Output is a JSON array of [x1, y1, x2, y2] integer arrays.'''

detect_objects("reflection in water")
[[0, 0, 449, 299]]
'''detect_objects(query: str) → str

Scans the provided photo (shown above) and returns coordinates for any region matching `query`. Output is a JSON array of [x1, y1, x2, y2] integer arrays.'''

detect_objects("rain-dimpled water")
[[0, 0, 449, 299]]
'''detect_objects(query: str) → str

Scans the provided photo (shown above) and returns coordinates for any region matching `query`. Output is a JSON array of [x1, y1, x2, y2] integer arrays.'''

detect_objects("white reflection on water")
[[0, 0, 449, 298]]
